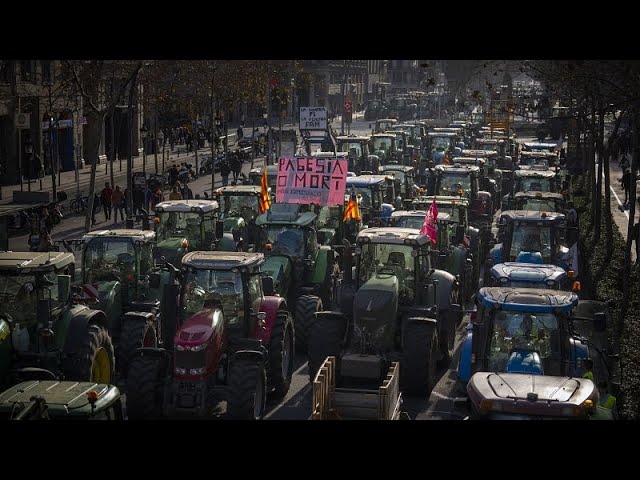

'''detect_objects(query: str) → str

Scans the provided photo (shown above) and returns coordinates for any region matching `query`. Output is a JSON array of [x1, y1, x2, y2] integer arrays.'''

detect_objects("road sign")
[[15, 113, 30, 129], [344, 101, 352, 113], [300, 107, 327, 130]]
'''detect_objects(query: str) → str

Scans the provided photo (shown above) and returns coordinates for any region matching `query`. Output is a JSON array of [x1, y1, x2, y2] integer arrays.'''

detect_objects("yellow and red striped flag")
[[343, 194, 361, 221], [259, 165, 271, 214]]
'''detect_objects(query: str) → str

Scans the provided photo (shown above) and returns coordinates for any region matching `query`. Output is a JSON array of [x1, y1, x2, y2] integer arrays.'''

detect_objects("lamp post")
[[158, 129, 165, 174], [140, 125, 148, 175], [24, 136, 33, 192]]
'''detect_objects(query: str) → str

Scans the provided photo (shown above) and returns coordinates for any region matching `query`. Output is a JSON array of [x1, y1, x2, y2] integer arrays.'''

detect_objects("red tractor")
[[125, 252, 294, 419]]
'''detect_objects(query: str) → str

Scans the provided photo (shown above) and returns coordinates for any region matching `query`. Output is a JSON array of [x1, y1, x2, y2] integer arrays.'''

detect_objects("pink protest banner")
[[276, 157, 348, 206]]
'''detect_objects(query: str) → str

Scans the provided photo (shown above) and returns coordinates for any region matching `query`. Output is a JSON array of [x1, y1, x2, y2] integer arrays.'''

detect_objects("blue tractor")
[[457, 287, 609, 385], [486, 262, 577, 291]]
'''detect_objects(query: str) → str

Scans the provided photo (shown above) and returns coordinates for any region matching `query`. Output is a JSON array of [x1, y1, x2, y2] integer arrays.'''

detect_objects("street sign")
[[344, 101, 352, 113], [15, 113, 30, 129], [299, 107, 327, 130]]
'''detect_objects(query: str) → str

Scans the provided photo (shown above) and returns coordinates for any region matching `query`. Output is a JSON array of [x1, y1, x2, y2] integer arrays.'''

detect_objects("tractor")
[[336, 135, 371, 174], [0, 380, 124, 420], [502, 169, 559, 211], [512, 191, 566, 213], [457, 287, 615, 387], [518, 151, 559, 170], [425, 131, 457, 165], [379, 164, 418, 203], [255, 203, 334, 350], [249, 164, 279, 189], [307, 227, 462, 396], [79, 229, 174, 377], [214, 185, 264, 252], [0, 251, 115, 389], [152, 199, 221, 264], [451, 156, 501, 212], [345, 175, 397, 226], [370, 133, 400, 164], [390, 209, 475, 302], [487, 210, 574, 278], [486, 262, 577, 291], [125, 251, 295, 419]]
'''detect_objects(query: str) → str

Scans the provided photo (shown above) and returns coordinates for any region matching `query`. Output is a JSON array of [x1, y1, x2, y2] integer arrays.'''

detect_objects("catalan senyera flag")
[[343, 194, 361, 222], [259, 165, 271, 214], [420, 197, 438, 245]]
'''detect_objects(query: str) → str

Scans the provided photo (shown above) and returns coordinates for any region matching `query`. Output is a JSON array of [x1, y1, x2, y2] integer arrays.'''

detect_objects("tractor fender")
[[231, 349, 266, 366], [257, 296, 288, 343], [429, 268, 457, 311], [311, 247, 331, 285], [568, 336, 590, 377], [62, 309, 110, 357], [217, 233, 240, 252], [457, 324, 474, 383]]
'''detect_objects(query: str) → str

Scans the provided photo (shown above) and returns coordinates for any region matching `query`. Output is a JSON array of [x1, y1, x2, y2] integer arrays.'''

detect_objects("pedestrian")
[[100, 182, 113, 221], [632, 221, 640, 263], [151, 185, 164, 211], [169, 186, 183, 200], [566, 200, 578, 245], [111, 185, 125, 224], [237, 126, 244, 142], [220, 160, 231, 186], [133, 187, 145, 216], [181, 182, 193, 200], [231, 153, 242, 182], [582, 358, 594, 382], [592, 381, 618, 420], [622, 169, 631, 206], [39, 206, 53, 234], [36, 225, 53, 252], [619, 151, 630, 171]]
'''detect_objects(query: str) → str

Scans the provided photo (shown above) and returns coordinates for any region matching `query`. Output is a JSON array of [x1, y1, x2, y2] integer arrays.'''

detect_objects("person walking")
[[592, 381, 618, 420], [220, 160, 231, 186], [632, 221, 640, 263], [169, 186, 183, 200], [622, 169, 632, 207], [582, 358, 594, 381], [100, 182, 113, 221], [111, 185, 125, 224], [231, 153, 242, 183], [566, 200, 578, 246], [181, 182, 193, 200]]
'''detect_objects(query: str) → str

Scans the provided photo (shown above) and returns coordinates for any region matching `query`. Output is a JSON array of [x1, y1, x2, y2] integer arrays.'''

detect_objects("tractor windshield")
[[509, 224, 555, 262], [346, 188, 374, 210], [265, 226, 304, 258], [372, 137, 393, 151], [157, 212, 204, 246], [338, 142, 364, 158], [221, 194, 259, 220], [382, 170, 406, 184], [83, 238, 137, 284], [517, 198, 558, 212], [431, 136, 452, 151], [0, 273, 42, 325], [518, 177, 552, 192], [435, 204, 462, 223], [182, 268, 244, 326], [487, 310, 560, 374], [357, 243, 416, 302], [394, 216, 424, 230], [438, 173, 472, 198]]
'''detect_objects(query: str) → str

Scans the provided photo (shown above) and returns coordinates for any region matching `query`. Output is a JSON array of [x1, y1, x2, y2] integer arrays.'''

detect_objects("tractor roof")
[[499, 210, 565, 222], [474, 138, 504, 145], [337, 135, 370, 142], [514, 191, 564, 200], [435, 164, 480, 173], [467, 372, 596, 418], [357, 227, 430, 246], [371, 133, 397, 139], [520, 151, 558, 159], [490, 262, 568, 284], [514, 169, 557, 178], [380, 164, 415, 173], [462, 149, 498, 158], [413, 195, 470, 207], [250, 165, 279, 176], [523, 142, 557, 151], [452, 157, 486, 166], [0, 251, 74, 272], [183, 251, 264, 270], [477, 286, 578, 312], [346, 175, 389, 187], [215, 185, 262, 195], [0, 380, 121, 418], [154, 199, 219, 213], [376, 118, 398, 123], [427, 131, 457, 137], [255, 203, 317, 226], [82, 229, 156, 242]]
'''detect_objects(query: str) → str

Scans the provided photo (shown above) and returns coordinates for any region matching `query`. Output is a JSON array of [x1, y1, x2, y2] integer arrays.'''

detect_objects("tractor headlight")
[[175, 367, 187, 375], [189, 367, 206, 375], [190, 343, 207, 352]]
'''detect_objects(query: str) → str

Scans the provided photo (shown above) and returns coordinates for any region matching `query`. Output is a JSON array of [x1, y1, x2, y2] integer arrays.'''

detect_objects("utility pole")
[[210, 63, 216, 197], [17, 96, 23, 192], [126, 69, 139, 227], [341, 60, 347, 135]]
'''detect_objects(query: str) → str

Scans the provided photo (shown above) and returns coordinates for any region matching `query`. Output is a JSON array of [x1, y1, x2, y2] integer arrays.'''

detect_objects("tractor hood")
[[175, 308, 224, 347], [155, 237, 188, 262], [262, 255, 292, 296], [353, 273, 398, 351]]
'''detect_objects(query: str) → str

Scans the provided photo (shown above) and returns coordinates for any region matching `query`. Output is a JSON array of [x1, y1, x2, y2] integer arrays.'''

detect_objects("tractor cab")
[[214, 185, 264, 251], [379, 164, 417, 203], [521, 142, 558, 153], [336, 135, 371, 174], [503, 169, 559, 210], [249, 164, 279, 189], [426, 131, 457, 164], [374, 118, 398, 134], [434, 164, 493, 221], [489, 210, 571, 270], [153, 200, 220, 264], [346, 175, 396, 226], [513, 191, 565, 213], [518, 151, 559, 170], [370, 133, 399, 164]]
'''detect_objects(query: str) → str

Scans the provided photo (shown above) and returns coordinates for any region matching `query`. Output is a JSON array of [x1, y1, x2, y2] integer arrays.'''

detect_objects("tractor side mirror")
[[262, 276, 275, 296], [593, 312, 607, 332], [149, 272, 161, 289], [57, 275, 71, 303]]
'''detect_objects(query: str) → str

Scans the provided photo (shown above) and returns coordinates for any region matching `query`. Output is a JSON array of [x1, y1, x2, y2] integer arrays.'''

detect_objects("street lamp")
[[140, 125, 148, 175]]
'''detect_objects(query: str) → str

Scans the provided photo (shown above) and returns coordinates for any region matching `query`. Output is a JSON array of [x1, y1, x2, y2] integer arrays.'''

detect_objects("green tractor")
[[214, 185, 264, 251], [79, 229, 175, 377], [255, 203, 335, 350], [0, 252, 115, 389], [0, 380, 124, 420], [306, 227, 462, 395], [152, 199, 221, 264]]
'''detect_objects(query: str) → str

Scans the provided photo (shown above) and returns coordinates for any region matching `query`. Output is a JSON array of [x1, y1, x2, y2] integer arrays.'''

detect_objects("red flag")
[[420, 198, 438, 245]]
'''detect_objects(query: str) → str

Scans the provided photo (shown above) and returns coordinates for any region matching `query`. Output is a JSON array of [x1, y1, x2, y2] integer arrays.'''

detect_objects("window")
[[20, 60, 36, 82], [41, 60, 52, 84], [0, 61, 14, 84]]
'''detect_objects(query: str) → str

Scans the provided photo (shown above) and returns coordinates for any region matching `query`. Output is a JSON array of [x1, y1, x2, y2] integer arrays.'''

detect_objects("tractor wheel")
[[268, 311, 295, 400], [126, 353, 166, 419], [118, 319, 157, 377], [401, 318, 438, 397], [307, 313, 346, 383], [227, 359, 267, 420], [294, 295, 323, 353], [63, 324, 115, 384], [439, 285, 460, 367]]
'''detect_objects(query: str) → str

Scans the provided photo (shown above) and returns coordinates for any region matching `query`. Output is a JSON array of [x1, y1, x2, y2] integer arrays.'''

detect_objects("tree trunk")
[[594, 102, 602, 240], [84, 111, 106, 233], [599, 106, 612, 251], [109, 106, 115, 188]]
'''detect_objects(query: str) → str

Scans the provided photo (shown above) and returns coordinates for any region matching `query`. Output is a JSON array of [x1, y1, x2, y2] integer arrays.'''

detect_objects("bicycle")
[[70, 193, 101, 214]]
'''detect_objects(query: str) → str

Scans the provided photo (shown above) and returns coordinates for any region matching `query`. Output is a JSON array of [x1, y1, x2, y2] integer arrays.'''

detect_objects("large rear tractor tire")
[[401, 318, 438, 397], [63, 324, 115, 385], [307, 313, 347, 383], [294, 295, 322, 353], [118, 319, 157, 378], [439, 284, 460, 367], [268, 311, 295, 400], [227, 359, 267, 420], [126, 353, 167, 419]]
